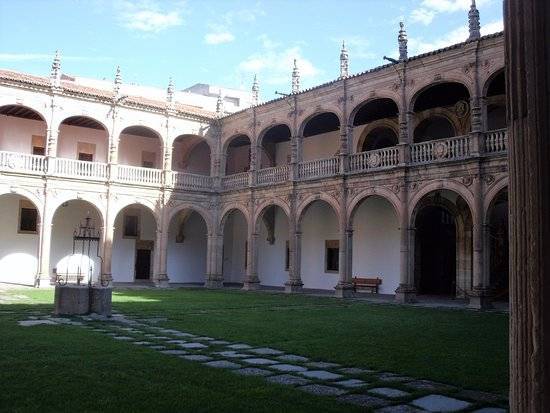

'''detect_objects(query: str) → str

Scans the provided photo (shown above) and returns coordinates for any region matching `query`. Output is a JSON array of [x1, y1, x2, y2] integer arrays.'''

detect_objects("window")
[[31, 135, 45, 156], [77, 142, 95, 162], [325, 240, 339, 273], [19, 200, 38, 233], [142, 151, 155, 168], [123, 214, 139, 238], [285, 240, 290, 271], [244, 241, 248, 269]]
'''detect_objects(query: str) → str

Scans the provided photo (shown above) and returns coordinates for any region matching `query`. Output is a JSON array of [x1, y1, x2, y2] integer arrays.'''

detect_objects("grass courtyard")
[[0, 288, 508, 412]]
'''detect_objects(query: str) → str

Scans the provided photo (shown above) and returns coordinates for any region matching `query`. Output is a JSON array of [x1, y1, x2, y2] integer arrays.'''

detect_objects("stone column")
[[505, 1, 550, 411], [45, 127, 59, 174], [395, 185, 416, 302], [335, 208, 353, 298], [285, 206, 303, 293], [249, 143, 258, 186], [162, 143, 173, 188], [338, 125, 351, 174], [107, 131, 120, 183], [100, 218, 115, 286], [289, 135, 302, 181], [153, 207, 169, 288], [243, 231, 260, 290], [205, 233, 224, 288], [37, 211, 53, 287]]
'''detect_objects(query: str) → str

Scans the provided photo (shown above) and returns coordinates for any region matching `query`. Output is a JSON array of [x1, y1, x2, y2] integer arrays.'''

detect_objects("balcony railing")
[[350, 146, 400, 173], [173, 171, 213, 191], [411, 135, 471, 165], [485, 129, 508, 153], [0, 151, 45, 175], [257, 165, 290, 186], [52, 158, 108, 180], [117, 165, 163, 186], [222, 172, 249, 190], [298, 157, 340, 180]]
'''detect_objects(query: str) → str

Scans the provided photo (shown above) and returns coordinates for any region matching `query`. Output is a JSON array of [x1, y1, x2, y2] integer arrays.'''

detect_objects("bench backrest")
[[353, 277, 382, 285]]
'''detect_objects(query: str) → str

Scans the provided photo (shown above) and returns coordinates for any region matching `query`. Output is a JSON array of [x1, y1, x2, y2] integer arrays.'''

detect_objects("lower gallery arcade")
[[0, 183, 509, 304]]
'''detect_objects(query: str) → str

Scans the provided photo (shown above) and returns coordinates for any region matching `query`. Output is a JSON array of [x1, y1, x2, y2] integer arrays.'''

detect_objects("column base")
[[242, 280, 261, 291], [395, 284, 417, 303], [284, 280, 303, 293], [204, 275, 224, 289], [468, 288, 493, 310], [334, 282, 354, 298], [154, 274, 170, 288]]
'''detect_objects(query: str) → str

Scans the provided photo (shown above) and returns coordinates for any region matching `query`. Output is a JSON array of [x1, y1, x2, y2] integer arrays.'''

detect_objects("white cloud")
[[204, 31, 235, 45], [411, 0, 491, 26], [481, 19, 504, 35], [411, 8, 436, 25], [237, 35, 320, 87], [331, 36, 376, 61], [116, 0, 184, 33]]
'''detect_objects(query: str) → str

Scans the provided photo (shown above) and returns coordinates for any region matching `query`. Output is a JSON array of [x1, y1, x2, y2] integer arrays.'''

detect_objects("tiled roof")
[[0, 69, 216, 120]]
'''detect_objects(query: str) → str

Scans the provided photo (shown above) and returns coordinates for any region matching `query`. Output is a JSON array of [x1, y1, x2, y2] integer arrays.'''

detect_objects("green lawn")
[[0, 288, 509, 412]]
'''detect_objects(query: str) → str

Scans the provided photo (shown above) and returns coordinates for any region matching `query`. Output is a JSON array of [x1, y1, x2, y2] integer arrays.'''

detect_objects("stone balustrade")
[[298, 157, 340, 180], [257, 165, 290, 186], [52, 158, 108, 180], [411, 135, 471, 165], [116, 164, 163, 186], [222, 171, 249, 190], [172, 171, 213, 191], [349, 146, 400, 173], [484, 129, 507, 153], [0, 151, 45, 175]]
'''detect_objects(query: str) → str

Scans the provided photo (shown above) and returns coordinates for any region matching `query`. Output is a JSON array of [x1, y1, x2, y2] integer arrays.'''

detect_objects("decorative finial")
[[251, 74, 259, 106], [340, 41, 349, 79], [50, 50, 61, 88], [167, 77, 174, 104], [468, 0, 481, 40], [398, 22, 408, 61], [216, 90, 224, 116], [291, 59, 300, 94], [114, 66, 122, 96]]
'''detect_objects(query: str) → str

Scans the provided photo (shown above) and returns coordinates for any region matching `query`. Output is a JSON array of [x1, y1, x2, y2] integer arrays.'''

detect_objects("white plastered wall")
[[352, 196, 400, 294], [167, 211, 207, 283], [0, 194, 39, 285], [118, 133, 162, 168], [50, 200, 102, 283], [112, 205, 157, 282], [222, 211, 247, 283], [57, 124, 108, 162], [0, 115, 46, 153], [257, 207, 289, 287], [300, 201, 340, 289]]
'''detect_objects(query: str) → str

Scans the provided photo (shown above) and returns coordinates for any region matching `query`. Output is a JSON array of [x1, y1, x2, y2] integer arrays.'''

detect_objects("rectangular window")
[[325, 240, 339, 273], [285, 240, 290, 271], [77, 142, 95, 162], [142, 151, 155, 168], [123, 214, 139, 238], [244, 241, 248, 269], [31, 135, 45, 156], [19, 200, 38, 233]]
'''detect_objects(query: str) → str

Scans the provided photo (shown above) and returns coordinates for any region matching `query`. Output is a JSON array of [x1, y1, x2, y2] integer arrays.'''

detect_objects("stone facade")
[[0, 29, 508, 308]]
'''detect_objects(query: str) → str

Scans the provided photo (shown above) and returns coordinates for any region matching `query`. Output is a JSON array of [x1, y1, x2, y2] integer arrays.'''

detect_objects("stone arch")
[[222, 133, 252, 154], [166, 203, 213, 236], [0, 186, 44, 217], [219, 204, 251, 234], [257, 123, 292, 168], [171, 134, 212, 175], [409, 78, 473, 111], [484, 177, 509, 223], [56, 115, 110, 135], [297, 193, 342, 229], [257, 122, 293, 148], [356, 119, 399, 153], [118, 123, 164, 145], [298, 110, 343, 138], [347, 188, 402, 225], [49, 194, 105, 227], [253, 199, 291, 233], [349, 96, 400, 128], [483, 67, 506, 97], [222, 134, 252, 175], [0, 103, 49, 125], [111, 199, 159, 227]]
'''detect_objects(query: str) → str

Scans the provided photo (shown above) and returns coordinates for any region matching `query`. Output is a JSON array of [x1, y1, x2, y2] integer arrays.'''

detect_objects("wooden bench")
[[353, 276, 382, 294]]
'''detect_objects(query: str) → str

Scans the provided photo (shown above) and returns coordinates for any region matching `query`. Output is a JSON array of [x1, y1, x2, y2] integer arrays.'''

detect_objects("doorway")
[[135, 249, 151, 280]]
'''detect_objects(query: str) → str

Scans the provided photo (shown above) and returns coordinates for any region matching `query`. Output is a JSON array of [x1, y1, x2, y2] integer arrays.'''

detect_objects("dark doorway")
[[135, 249, 151, 280], [416, 206, 456, 295], [489, 189, 509, 300]]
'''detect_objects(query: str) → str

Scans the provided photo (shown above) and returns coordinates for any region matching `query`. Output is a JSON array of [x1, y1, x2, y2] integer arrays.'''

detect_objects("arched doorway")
[[221, 208, 248, 285], [413, 190, 473, 297], [256, 204, 290, 288], [167, 209, 208, 284], [112, 204, 157, 283], [487, 187, 509, 300], [0, 193, 40, 285], [259, 124, 291, 168], [298, 199, 340, 290], [225, 135, 251, 175], [50, 200, 103, 285]]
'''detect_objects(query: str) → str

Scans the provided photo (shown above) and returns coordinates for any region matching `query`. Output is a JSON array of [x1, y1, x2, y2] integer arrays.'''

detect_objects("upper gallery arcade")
[[0, 2, 508, 308]]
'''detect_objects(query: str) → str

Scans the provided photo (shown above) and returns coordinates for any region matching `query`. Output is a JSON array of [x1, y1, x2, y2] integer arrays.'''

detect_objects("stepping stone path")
[[14, 312, 509, 412]]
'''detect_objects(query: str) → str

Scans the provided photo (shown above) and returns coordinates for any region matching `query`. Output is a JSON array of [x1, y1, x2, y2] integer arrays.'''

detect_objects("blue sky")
[[0, 0, 503, 100]]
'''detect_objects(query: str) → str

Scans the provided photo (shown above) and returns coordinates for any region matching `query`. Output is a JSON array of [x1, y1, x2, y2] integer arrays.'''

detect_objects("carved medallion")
[[455, 100, 470, 118], [433, 142, 449, 159]]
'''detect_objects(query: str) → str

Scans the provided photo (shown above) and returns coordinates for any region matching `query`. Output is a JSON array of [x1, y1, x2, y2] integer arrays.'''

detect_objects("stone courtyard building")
[[0, 5, 508, 308]]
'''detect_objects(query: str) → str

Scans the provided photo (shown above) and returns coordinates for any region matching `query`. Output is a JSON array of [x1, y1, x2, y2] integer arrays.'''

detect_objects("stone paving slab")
[[411, 395, 471, 412], [179, 342, 208, 349], [249, 347, 284, 356], [306, 361, 340, 369], [375, 405, 425, 413], [233, 368, 274, 377], [166, 340, 187, 344], [204, 360, 241, 369], [149, 345, 167, 350], [405, 380, 456, 392], [338, 394, 389, 408], [195, 337, 215, 341], [376, 373, 413, 382], [298, 384, 348, 397], [455, 389, 505, 404], [160, 350, 189, 356], [113, 336, 134, 341], [266, 374, 311, 386], [369, 387, 411, 399], [471, 408, 507, 413], [172, 332, 196, 338], [338, 367, 373, 375], [181, 355, 213, 362], [210, 340, 230, 345], [277, 354, 309, 363], [213, 351, 253, 359], [18, 320, 57, 326], [334, 379, 367, 388], [150, 336, 170, 340], [270, 364, 308, 373], [242, 358, 279, 366], [133, 341, 152, 346], [300, 370, 343, 381], [227, 343, 253, 350]]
